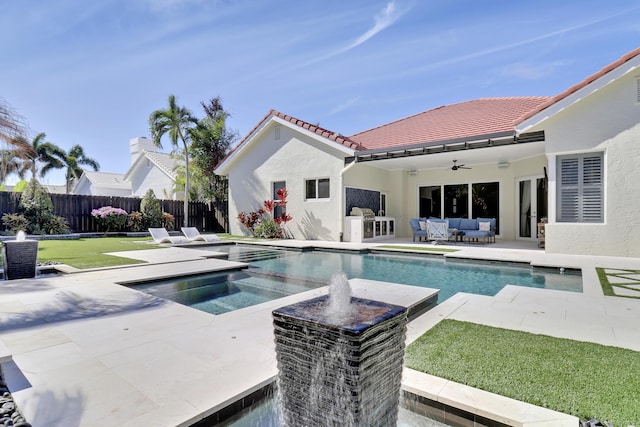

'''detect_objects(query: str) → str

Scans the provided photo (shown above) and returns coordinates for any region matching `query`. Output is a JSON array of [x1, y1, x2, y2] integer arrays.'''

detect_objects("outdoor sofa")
[[410, 217, 496, 243]]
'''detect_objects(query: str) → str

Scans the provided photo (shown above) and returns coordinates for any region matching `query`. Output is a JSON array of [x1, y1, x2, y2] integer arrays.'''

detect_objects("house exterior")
[[73, 171, 131, 196], [215, 48, 640, 258], [73, 137, 181, 200]]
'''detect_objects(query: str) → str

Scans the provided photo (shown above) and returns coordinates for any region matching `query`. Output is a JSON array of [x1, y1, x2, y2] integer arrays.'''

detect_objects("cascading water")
[[273, 272, 407, 427]]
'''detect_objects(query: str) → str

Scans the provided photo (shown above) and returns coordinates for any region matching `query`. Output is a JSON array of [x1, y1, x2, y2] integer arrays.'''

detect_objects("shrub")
[[140, 189, 162, 228], [237, 188, 292, 239], [127, 211, 144, 232], [19, 179, 55, 234], [0, 181, 70, 235], [91, 206, 128, 233], [161, 212, 175, 231], [45, 215, 71, 234], [1, 213, 29, 234]]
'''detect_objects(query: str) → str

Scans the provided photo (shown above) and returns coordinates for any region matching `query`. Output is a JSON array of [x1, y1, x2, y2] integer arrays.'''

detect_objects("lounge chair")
[[181, 227, 221, 243], [426, 219, 452, 244], [148, 228, 190, 245]]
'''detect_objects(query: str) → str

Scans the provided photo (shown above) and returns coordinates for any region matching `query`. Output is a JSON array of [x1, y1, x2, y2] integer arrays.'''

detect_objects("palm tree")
[[63, 144, 100, 193], [0, 97, 26, 144], [0, 149, 28, 184], [149, 95, 197, 227], [7, 132, 66, 180]]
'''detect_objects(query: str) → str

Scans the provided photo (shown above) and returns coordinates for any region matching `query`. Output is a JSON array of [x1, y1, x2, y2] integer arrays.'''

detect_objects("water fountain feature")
[[272, 272, 408, 426]]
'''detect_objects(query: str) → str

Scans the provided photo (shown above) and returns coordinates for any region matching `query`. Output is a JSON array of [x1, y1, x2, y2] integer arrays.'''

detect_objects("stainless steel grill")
[[350, 207, 375, 238]]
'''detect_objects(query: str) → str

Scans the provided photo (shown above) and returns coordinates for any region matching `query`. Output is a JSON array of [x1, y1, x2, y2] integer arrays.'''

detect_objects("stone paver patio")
[[0, 239, 639, 426]]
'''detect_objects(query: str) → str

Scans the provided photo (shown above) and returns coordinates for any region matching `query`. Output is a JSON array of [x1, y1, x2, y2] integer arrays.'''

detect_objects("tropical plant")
[[140, 189, 162, 228], [91, 206, 128, 233], [7, 132, 66, 180], [0, 148, 29, 184], [127, 211, 144, 232], [1, 213, 29, 233], [237, 188, 292, 239], [188, 97, 236, 202], [63, 144, 100, 193], [0, 97, 26, 144], [45, 215, 71, 234], [161, 212, 175, 231], [149, 95, 197, 227]]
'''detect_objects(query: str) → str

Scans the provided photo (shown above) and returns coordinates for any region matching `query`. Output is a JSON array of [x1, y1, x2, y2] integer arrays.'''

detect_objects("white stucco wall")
[[227, 123, 348, 240], [533, 71, 640, 257]]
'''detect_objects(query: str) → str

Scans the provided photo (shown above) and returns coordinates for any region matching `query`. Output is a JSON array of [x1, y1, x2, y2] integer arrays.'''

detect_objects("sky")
[[2, 0, 639, 186]]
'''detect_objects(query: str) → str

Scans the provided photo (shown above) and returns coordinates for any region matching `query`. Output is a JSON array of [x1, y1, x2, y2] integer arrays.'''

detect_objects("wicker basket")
[[2, 240, 39, 280]]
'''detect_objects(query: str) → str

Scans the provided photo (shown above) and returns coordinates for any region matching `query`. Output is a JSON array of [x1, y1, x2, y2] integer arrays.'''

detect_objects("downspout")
[[339, 159, 358, 241]]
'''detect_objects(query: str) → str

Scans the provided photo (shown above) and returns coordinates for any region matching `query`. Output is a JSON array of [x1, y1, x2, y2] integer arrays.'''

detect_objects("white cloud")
[[500, 61, 570, 80], [301, 1, 408, 67], [328, 97, 361, 115], [345, 1, 403, 51]]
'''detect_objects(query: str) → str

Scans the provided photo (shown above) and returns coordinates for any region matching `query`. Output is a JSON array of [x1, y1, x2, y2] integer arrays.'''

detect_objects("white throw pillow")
[[479, 221, 491, 231], [419, 221, 428, 230]]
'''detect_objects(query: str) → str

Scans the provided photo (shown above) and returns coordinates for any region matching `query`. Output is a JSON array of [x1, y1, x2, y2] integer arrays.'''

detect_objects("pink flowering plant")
[[237, 188, 292, 239], [91, 206, 128, 233]]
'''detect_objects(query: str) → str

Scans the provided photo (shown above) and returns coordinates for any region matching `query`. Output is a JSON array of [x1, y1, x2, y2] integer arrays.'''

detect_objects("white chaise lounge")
[[148, 228, 190, 245], [181, 227, 221, 243]]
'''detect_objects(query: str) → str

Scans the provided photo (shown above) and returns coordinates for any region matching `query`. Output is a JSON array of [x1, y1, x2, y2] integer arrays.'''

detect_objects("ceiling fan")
[[451, 160, 471, 171]]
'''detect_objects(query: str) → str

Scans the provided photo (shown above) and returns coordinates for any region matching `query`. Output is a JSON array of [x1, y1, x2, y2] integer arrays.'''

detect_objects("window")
[[305, 178, 329, 199], [273, 181, 286, 217], [557, 153, 603, 223], [444, 184, 468, 218]]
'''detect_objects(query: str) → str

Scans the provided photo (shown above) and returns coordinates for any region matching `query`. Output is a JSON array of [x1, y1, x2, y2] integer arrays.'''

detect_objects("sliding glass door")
[[518, 177, 547, 239], [419, 182, 499, 234]]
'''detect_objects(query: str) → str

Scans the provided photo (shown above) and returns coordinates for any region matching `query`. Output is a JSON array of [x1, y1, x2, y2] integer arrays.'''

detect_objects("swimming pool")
[[128, 245, 582, 316]]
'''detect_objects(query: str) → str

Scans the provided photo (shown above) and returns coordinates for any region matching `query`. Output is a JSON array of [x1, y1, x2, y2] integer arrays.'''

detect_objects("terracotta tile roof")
[[349, 97, 551, 150], [269, 110, 363, 149], [519, 47, 640, 122], [215, 109, 363, 170]]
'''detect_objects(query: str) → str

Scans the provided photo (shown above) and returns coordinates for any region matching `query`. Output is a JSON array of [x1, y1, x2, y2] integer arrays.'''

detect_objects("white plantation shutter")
[[557, 153, 603, 222]]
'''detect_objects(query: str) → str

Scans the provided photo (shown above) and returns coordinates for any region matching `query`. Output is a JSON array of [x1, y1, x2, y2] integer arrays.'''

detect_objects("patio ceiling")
[[345, 131, 546, 171]]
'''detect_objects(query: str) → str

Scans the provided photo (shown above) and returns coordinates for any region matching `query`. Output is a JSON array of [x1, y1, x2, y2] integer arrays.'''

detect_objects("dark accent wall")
[[345, 187, 380, 216]]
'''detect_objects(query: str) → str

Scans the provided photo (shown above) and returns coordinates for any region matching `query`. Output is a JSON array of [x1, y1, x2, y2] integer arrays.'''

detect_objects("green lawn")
[[1, 237, 162, 269], [405, 319, 640, 426]]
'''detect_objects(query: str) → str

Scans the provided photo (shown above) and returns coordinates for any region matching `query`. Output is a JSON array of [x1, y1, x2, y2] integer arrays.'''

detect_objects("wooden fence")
[[0, 192, 228, 233]]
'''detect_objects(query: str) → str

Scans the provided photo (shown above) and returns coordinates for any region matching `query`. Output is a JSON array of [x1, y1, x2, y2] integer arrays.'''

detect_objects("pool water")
[[128, 245, 581, 316]]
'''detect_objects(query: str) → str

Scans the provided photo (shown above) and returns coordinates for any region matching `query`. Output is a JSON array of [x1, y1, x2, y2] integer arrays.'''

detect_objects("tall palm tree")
[[0, 97, 26, 144], [8, 132, 66, 180], [0, 149, 28, 184], [149, 95, 197, 227], [63, 144, 100, 193]]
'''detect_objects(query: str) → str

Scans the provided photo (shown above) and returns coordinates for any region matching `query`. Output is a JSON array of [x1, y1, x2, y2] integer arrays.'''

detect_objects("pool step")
[[227, 249, 291, 263]]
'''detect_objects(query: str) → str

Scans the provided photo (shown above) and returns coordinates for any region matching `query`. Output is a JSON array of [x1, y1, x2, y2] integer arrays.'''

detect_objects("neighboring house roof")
[[519, 47, 640, 123], [78, 171, 130, 191], [124, 150, 180, 181], [349, 97, 551, 151]]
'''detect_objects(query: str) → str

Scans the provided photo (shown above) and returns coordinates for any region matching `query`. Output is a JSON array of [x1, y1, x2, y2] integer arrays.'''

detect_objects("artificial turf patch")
[[405, 319, 640, 426], [596, 267, 640, 299]]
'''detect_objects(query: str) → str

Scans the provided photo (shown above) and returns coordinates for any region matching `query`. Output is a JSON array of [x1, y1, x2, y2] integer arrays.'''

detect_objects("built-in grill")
[[350, 207, 375, 238]]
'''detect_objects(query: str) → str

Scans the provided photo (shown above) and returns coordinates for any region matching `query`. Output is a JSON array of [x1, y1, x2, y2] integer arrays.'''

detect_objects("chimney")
[[129, 137, 157, 165]]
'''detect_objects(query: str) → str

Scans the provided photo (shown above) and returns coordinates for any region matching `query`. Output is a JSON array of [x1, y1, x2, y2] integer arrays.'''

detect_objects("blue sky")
[[2, 0, 639, 185]]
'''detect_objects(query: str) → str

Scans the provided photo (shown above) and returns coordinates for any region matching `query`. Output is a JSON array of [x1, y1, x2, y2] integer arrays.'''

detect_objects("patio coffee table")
[[450, 229, 464, 242]]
